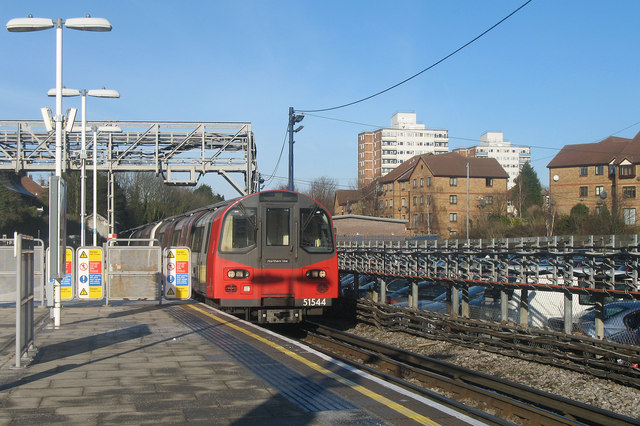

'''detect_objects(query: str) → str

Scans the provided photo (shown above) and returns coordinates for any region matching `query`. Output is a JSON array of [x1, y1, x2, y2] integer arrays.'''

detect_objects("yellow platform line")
[[187, 304, 439, 426]]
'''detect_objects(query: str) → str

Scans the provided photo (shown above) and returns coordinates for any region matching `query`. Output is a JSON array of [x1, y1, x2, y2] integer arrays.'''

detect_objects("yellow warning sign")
[[175, 249, 189, 261], [89, 249, 102, 261], [167, 251, 175, 258], [167, 288, 175, 295], [80, 251, 88, 258], [80, 288, 88, 296]]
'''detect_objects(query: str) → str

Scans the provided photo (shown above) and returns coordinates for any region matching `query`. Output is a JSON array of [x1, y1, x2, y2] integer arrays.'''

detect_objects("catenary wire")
[[298, 0, 533, 114]]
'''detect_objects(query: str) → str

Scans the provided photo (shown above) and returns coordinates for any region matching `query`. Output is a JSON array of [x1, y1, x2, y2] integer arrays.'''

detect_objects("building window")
[[595, 165, 604, 175], [450, 177, 457, 186], [580, 166, 588, 176], [579, 186, 588, 197], [449, 195, 457, 204], [486, 195, 493, 204], [624, 208, 636, 225], [619, 165, 634, 178], [401, 198, 406, 207], [427, 177, 432, 187], [420, 178, 424, 187], [623, 186, 636, 198], [420, 195, 424, 204], [412, 214, 418, 227], [413, 196, 417, 206], [449, 213, 457, 222], [486, 178, 493, 187], [413, 179, 417, 188], [595, 185, 604, 196]]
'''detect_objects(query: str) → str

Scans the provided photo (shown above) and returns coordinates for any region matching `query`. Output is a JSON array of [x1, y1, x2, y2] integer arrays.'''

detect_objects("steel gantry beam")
[[0, 120, 258, 236], [0, 120, 259, 192]]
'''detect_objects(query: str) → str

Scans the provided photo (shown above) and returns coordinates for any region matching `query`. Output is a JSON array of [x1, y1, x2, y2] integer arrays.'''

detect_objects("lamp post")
[[7, 14, 112, 328], [47, 87, 119, 247], [92, 124, 121, 246]]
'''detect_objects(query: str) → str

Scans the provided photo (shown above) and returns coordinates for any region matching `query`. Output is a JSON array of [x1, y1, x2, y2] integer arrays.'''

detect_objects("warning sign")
[[164, 247, 191, 300], [61, 248, 74, 300], [77, 246, 104, 300]]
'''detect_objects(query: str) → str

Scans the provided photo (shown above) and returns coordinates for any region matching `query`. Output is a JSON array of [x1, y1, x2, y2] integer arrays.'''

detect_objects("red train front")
[[207, 190, 337, 322], [131, 190, 338, 323]]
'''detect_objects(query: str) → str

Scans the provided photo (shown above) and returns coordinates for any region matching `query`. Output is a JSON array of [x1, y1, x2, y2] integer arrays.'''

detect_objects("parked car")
[[548, 301, 640, 345], [340, 274, 375, 297], [386, 280, 447, 305], [416, 286, 486, 313]]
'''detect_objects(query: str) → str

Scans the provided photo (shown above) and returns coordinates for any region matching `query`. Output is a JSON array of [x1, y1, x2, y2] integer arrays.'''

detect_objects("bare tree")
[[305, 176, 337, 214]]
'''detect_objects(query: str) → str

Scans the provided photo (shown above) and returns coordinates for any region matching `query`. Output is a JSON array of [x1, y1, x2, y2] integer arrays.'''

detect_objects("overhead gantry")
[[0, 120, 258, 234]]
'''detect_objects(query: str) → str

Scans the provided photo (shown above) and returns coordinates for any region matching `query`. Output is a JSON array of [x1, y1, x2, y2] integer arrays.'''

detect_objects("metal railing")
[[337, 235, 640, 342], [14, 233, 35, 368]]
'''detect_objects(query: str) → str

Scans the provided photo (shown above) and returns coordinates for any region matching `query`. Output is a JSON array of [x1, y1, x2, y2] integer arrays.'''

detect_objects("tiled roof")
[[334, 189, 362, 205], [379, 152, 508, 183], [547, 132, 640, 168]]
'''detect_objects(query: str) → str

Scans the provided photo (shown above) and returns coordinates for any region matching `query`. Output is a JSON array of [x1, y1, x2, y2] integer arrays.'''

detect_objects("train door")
[[260, 203, 296, 292]]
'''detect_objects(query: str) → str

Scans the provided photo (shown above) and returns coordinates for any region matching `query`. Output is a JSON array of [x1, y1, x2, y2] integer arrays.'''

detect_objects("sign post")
[[76, 247, 104, 300], [163, 247, 191, 300]]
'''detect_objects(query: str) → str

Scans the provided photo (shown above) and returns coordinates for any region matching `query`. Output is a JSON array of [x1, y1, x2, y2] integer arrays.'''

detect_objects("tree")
[[510, 163, 543, 217], [305, 176, 337, 214]]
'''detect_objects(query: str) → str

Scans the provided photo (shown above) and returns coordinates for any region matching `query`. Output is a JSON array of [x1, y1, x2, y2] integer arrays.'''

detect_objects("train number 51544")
[[302, 298, 326, 306]]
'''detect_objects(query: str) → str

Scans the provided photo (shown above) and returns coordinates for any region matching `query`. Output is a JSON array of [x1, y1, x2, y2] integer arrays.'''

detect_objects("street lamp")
[[7, 14, 112, 329], [47, 87, 119, 247]]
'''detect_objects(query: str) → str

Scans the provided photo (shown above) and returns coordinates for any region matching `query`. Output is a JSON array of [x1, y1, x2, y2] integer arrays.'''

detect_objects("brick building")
[[338, 152, 508, 238], [357, 113, 448, 188], [547, 132, 640, 224]]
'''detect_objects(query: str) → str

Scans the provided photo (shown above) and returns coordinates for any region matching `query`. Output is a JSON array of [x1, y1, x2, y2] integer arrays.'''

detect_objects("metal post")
[[93, 129, 98, 246], [288, 107, 294, 191], [80, 90, 87, 246], [466, 162, 470, 239]]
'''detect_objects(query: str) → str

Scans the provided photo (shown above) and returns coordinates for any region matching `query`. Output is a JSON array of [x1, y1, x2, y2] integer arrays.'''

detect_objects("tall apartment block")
[[454, 132, 530, 189], [357, 112, 449, 188]]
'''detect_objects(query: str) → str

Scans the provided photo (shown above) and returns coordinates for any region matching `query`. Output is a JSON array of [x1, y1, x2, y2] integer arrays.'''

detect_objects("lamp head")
[[88, 88, 120, 98], [64, 15, 111, 32], [6, 16, 54, 32], [47, 87, 80, 97]]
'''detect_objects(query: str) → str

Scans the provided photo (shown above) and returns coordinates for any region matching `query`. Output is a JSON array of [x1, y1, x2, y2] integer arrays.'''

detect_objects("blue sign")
[[176, 274, 189, 286], [167, 275, 175, 284], [80, 275, 88, 283], [89, 275, 102, 286]]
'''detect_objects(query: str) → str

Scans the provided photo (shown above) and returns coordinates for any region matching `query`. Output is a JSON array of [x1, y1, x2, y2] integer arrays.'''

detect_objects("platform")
[[0, 302, 483, 424]]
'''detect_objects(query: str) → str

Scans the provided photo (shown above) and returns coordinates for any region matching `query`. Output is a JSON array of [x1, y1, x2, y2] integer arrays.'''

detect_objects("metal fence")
[[337, 235, 640, 344], [105, 239, 163, 303], [0, 238, 45, 304], [14, 233, 35, 368]]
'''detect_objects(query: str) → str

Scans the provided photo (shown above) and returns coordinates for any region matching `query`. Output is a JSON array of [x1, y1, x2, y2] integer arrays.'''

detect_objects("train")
[[125, 190, 339, 323]]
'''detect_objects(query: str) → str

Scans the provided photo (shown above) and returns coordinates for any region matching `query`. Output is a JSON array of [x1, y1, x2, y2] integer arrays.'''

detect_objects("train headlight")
[[243, 285, 251, 293], [305, 269, 327, 279], [227, 269, 250, 279], [224, 284, 238, 293]]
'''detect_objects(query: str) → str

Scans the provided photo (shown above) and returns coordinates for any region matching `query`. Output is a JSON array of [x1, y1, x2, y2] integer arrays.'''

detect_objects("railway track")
[[298, 321, 639, 426]]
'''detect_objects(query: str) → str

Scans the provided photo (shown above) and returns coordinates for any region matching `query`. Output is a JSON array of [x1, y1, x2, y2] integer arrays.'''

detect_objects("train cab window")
[[220, 207, 257, 252], [300, 208, 333, 253], [266, 208, 290, 246]]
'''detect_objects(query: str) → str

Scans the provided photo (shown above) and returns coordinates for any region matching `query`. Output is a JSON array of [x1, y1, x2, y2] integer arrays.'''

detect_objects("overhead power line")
[[298, 0, 533, 113]]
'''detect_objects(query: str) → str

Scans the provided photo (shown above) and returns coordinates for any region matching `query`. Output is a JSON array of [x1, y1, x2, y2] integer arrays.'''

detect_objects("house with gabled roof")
[[341, 152, 508, 238], [547, 132, 640, 224]]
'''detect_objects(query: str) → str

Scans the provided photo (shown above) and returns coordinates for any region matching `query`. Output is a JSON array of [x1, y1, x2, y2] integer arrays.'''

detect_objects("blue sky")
[[2, 1, 639, 199]]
